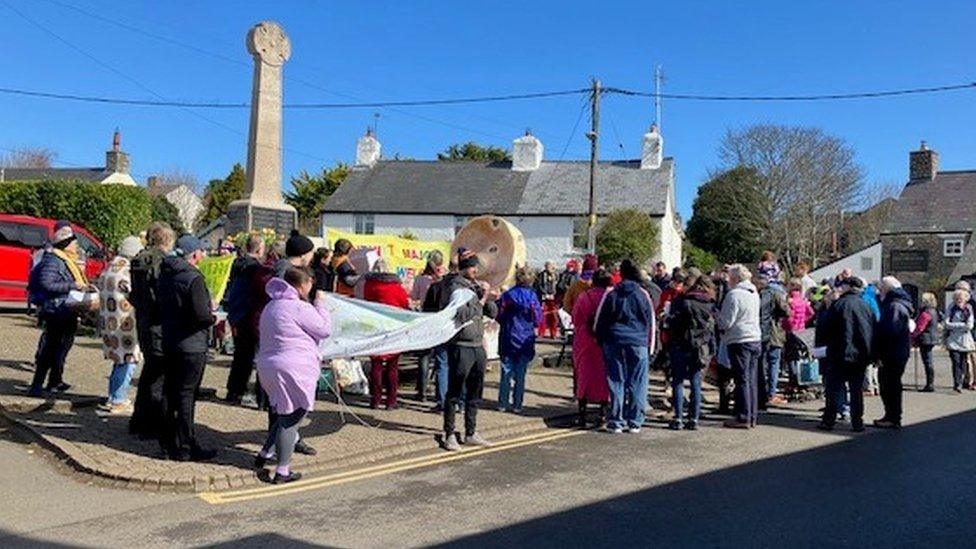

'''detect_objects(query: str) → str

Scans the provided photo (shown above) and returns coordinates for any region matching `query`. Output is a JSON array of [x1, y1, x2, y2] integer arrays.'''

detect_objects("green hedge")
[[0, 180, 153, 246]]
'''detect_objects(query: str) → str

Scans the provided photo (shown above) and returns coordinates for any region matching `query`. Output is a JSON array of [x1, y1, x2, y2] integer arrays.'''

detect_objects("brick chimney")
[[105, 129, 130, 174], [355, 128, 381, 167], [147, 175, 159, 189], [512, 131, 543, 171], [909, 140, 939, 181], [640, 124, 663, 170]]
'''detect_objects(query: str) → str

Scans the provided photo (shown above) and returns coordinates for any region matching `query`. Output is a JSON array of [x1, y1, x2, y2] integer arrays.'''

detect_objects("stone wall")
[[880, 232, 967, 294]]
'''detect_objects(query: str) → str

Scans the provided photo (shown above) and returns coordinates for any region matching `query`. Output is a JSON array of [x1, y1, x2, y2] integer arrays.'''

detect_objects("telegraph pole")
[[586, 78, 601, 253], [654, 64, 664, 130]]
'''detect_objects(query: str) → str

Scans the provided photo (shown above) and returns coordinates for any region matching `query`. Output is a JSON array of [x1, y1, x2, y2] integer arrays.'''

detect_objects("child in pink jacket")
[[786, 279, 815, 332]]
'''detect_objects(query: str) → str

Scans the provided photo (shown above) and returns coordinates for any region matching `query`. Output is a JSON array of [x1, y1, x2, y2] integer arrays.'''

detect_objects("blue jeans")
[[603, 342, 649, 430], [670, 348, 702, 423], [764, 345, 782, 399], [498, 354, 531, 410], [108, 362, 136, 404]]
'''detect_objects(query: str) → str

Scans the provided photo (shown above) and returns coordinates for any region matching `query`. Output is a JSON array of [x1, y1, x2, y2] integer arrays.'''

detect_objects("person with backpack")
[[128, 222, 176, 439], [911, 292, 940, 393], [666, 276, 716, 430], [758, 276, 790, 407], [27, 221, 90, 397]]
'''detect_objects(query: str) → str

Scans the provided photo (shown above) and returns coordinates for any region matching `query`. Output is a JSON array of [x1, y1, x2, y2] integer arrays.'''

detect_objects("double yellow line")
[[199, 428, 585, 505]]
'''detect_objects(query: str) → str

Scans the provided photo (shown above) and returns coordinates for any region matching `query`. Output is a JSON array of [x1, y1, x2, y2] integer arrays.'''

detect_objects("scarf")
[[51, 248, 88, 286]]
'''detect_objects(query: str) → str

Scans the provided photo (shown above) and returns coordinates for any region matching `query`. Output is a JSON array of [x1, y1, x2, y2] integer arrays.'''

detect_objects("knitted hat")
[[285, 230, 314, 258], [457, 248, 480, 270], [175, 234, 205, 257], [51, 224, 76, 248], [581, 254, 599, 273], [118, 236, 144, 259]]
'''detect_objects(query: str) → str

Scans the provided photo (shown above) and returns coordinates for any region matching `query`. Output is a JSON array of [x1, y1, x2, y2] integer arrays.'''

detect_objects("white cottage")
[[321, 127, 683, 268]]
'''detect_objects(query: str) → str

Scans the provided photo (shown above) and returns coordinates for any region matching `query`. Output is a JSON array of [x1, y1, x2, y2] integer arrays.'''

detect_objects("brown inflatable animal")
[[451, 215, 527, 289]]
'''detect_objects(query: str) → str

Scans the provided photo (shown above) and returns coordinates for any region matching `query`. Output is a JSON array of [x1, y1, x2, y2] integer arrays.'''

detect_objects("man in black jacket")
[[223, 234, 265, 404], [129, 222, 175, 439], [818, 277, 876, 432], [159, 235, 215, 461], [874, 276, 914, 429], [441, 251, 498, 451]]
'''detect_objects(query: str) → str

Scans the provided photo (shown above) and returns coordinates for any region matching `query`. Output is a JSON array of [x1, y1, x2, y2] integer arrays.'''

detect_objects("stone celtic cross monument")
[[226, 21, 298, 235]]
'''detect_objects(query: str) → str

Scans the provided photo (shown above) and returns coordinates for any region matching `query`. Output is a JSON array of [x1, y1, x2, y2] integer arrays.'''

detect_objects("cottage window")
[[944, 238, 964, 258], [354, 214, 375, 235], [572, 217, 589, 249]]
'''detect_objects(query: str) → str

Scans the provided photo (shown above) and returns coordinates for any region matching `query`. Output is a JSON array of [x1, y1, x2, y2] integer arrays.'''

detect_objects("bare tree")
[[151, 168, 201, 194], [0, 146, 57, 168], [719, 125, 865, 269]]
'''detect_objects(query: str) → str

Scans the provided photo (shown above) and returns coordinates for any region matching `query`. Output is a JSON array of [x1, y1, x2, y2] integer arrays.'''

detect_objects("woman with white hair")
[[98, 236, 145, 413], [717, 264, 762, 429], [874, 276, 914, 429], [944, 289, 975, 393]]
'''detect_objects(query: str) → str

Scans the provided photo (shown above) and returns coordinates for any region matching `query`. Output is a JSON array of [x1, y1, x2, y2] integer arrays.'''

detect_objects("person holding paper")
[[27, 221, 89, 396]]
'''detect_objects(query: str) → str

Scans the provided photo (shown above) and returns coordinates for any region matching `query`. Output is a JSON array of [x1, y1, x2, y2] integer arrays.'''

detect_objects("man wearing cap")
[[818, 277, 876, 433], [27, 221, 88, 396], [441, 249, 499, 451], [158, 235, 215, 461]]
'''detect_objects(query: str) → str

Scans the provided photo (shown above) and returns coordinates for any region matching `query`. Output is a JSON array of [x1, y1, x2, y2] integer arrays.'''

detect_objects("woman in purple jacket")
[[496, 267, 543, 413], [254, 267, 332, 484]]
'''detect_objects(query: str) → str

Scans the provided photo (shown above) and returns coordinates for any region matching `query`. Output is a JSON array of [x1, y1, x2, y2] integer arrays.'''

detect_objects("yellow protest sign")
[[197, 254, 235, 305], [325, 228, 452, 280]]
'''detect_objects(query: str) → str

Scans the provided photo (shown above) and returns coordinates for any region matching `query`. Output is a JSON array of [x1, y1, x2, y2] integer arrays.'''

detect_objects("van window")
[[75, 231, 100, 256], [0, 222, 47, 249]]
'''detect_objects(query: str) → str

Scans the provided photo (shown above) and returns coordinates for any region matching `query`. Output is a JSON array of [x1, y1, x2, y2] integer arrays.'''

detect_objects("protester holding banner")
[[442, 249, 499, 451], [325, 239, 360, 297], [363, 259, 410, 409], [254, 267, 333, 484], [414, 252, 446, 403]]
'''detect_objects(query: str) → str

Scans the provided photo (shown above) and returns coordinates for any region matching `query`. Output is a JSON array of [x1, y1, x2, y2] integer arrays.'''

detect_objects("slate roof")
[[146, 183, 184, 197], [0, 167, 108, 182], [323, 158, 674, 216], [883, 170, 976, 234]]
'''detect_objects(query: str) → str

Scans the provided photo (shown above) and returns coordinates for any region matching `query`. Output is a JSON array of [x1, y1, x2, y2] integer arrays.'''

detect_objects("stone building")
[[0, 130, 137, 186], [146, 176, 204, 232], [881, 142, 976, 301], [321, 127, 683, 268]]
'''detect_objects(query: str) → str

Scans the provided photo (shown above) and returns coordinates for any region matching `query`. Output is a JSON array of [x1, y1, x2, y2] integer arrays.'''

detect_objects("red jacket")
[[363, 272, 409, 309], [363, 272, 409, 359]]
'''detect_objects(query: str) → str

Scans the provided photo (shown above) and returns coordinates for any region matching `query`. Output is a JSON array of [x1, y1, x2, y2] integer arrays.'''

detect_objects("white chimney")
[[355, 128, 381, 167], [640, 124, 663, 170], [511, 131, 543, 171]]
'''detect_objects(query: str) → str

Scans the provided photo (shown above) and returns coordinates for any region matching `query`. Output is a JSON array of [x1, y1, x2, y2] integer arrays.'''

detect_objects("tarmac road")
[[1, 361, 974, 548]]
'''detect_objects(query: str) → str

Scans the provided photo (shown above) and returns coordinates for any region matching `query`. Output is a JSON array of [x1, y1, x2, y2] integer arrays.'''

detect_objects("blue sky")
[[1, 0, 974, 221]]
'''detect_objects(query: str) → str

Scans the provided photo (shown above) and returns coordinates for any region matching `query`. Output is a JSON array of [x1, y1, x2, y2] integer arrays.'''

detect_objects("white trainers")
[[465, 432, 492, 447], [443, 433, 461, 451]]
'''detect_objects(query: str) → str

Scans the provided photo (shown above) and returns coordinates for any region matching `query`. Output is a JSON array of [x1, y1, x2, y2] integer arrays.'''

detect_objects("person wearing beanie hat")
[[26, 222, 88, 396], [98, 235, 145, 412], [158, 233, 215, 461], [273, 230, 315, 281], [440, 247, 499, 451]]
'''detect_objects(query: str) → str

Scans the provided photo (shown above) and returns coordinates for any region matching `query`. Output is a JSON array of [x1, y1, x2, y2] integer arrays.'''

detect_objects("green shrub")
[[150, 194, 185, 234], [683, 241, 720, 273], [0, 180, 153, 246], [596, 209, 660, 265]]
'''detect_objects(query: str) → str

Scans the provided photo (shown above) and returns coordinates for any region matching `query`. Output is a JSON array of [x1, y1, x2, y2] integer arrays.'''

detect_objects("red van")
[[0, 214, 108, 302]]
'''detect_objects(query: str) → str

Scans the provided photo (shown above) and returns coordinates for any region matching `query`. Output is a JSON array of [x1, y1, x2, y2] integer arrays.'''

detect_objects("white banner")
[[318, 289, 476, 360]]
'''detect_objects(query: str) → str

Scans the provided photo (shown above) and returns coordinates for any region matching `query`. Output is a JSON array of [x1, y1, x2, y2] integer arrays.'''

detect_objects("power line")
[[606, 82, 976, 101]]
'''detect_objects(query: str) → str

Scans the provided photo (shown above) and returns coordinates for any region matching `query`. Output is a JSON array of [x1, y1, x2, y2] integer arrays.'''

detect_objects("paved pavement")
[[0, 313, 578, 490], [2, 356, 974, 547]]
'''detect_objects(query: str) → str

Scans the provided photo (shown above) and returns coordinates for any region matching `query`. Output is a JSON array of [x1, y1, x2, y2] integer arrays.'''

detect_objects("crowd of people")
[[23, 220, 972, 482]]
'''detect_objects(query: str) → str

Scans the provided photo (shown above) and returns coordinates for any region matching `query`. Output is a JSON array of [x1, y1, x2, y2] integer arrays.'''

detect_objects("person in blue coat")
[[27, 222, 89, 396], [595, 259, 656, 434], [496, 267, 543, 413]]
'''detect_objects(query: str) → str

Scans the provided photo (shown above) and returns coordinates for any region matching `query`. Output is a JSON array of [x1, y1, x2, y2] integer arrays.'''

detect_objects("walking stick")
[[913, 346, 919, 391]]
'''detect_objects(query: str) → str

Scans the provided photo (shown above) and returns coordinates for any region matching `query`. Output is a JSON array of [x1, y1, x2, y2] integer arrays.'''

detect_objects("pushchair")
[[782, 328, 824, 401]]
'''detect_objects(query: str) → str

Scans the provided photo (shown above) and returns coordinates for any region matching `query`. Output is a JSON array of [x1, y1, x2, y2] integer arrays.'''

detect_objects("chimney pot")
[[512, 133, 543, 171], [106, 130, 130, 174]]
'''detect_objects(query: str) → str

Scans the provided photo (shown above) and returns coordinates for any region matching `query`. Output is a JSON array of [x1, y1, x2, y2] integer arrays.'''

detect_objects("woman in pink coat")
[[571, 268, 612, 427], [254, 267, 332, 484], [786, 278, 815, 333]]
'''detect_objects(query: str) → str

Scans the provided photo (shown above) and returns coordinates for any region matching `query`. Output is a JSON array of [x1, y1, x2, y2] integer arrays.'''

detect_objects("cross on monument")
[[226, 21, 298, 235]]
